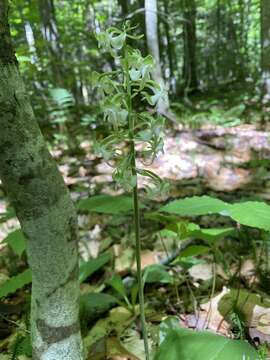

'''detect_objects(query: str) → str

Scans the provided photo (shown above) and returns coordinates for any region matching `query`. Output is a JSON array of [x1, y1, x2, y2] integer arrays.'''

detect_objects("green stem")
[[125, 50, 150, 360]]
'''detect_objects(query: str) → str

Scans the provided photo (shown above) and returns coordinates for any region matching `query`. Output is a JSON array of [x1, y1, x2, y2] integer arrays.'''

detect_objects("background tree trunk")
[[38, 0, 64, 86], [261, 0, 270, 109], [118, 0, 128, 17], [0, 2, 83, 359], [145, 0, 170, 113], [162, 0, 176, 95], [182, 0, 198, 91]]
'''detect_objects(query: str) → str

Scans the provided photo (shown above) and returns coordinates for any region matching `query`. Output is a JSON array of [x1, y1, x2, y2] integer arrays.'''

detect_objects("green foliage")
[[79, 251, 111, 283], [143, 264, 173, 284], [77, 195, 134, 214], [179, 245, 211, 258], [160, 196, 231, 216], [3, 229, 26, 257], [188, 227, 235, 243], [185, 104, 246, 128], [9, 334, 32, 360], [229, 202, 270, 231], [161, 196, 270, 231], [155, 317, 259, 360], [106, 274, 132, 309], [49, 88, 75, 124], [93, 23, 166, 195], [0, 269, 32, 299], [79, 292, 117, 325]]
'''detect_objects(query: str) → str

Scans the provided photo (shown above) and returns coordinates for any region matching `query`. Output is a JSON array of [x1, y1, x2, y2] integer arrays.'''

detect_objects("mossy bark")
[[0, 1, 83, 358]]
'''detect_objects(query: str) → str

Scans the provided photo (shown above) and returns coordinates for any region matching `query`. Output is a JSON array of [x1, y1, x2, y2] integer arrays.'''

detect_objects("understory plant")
[[93, 22, 167, 359]]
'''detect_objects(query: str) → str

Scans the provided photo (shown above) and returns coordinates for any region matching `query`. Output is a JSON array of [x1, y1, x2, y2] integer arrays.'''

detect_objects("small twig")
[[0, 313, 30, 334]]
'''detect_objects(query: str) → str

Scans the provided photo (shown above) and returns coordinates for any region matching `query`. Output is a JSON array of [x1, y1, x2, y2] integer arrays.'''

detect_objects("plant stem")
[[125, 51, 150, 360]]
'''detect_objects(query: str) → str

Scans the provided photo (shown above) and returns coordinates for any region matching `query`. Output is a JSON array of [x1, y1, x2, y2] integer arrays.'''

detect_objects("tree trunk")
[[182, 0, 198, 91], [38, 0, 64, 86], [145, 0, 170, 113], [118, 0, 128, 17], [162, 0, 176, 95], [261, 0, 270, 107], [0, 2, 83, 359]]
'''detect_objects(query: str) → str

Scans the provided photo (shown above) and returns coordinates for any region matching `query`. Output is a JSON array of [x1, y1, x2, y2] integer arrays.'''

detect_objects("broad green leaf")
[[160, 196, 231, 216], [77, 195, 133, 214], [158, 229, 178, 238], [171, 257, 205, 270], [79, 292, 117, 322], [0, 269, 32, 298], [3, 229, 26, 257], [143, 264, 173, 284], [79, 252, 111, 283], [145, 212, 180, 225], [179, 245, 210, 258], [190, 227, 235, 242], [160, 196, 270, 231], [229, 201, 270, 231], [155, 325, 258, 360]]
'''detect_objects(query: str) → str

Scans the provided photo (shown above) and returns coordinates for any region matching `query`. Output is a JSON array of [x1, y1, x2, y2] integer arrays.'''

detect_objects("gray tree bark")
[[145, 0, 170, 113], [261, 0, 270, 107], [0, 1, 83, 359]]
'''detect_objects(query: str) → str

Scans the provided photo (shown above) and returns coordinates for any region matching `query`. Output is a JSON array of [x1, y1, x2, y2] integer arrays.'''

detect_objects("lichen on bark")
[[0, 1, 83, 358]]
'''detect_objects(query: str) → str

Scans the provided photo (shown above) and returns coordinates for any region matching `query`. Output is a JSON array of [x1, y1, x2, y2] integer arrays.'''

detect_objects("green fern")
[[9, 334, 32, 360]]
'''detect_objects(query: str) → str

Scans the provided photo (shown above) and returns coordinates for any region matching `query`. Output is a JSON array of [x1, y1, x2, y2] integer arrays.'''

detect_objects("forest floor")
[[1, 92, 270, 359]]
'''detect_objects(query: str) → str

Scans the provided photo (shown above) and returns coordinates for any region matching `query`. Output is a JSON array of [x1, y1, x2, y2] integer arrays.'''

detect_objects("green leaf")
[[179, 245, 210, 258], [106, 274, 127, 298], [143, 264, 173, 284], [160, 196, 231, 216], [172, 256, 204, 270], [161, 196, 270, 231], [155, 323, 258, 360], [77, 195, 134, 214], [229, 201, 270, 231], [3, 229, 26, 257], [79, 292, 117, 322], [0, 269, 32, 299], [79, 252, 111, 283], [158, 229, 178, 238], [189, 227, 235, 242]]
